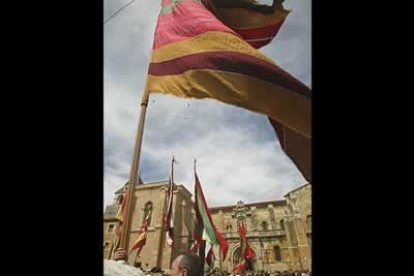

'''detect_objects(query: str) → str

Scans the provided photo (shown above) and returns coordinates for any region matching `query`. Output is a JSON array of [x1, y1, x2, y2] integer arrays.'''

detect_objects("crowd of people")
[[136, 265, 312, 276], [108, 249, 312, 276], [208, 268, 311, 276]]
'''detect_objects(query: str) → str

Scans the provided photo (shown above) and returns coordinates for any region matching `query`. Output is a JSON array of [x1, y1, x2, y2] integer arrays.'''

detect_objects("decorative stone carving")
[[232, 200, 247, 223], [251, 208, 258, 230], [225, 219, 233, 232], [268, 206, 277, 229]]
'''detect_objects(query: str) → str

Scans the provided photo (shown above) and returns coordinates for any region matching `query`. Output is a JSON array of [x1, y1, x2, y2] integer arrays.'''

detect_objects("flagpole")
[[169, 156, 175, 266], [157, 156, 175, 268], [157, 189, 167, 268], [120, 91, 150, 256], [193, 158, 204, 274]]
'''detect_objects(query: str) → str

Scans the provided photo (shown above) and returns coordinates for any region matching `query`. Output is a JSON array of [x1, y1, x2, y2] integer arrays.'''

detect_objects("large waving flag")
[[269, 118, 311, 182], [145, 0, 312, 182], [194, 171, 228, 260], [202, 0, 290, 49], [145, 0, 311, 139]]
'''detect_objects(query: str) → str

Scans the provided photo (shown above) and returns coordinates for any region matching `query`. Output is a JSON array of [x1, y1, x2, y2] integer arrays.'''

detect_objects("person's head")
[[169, 252, 203, 276]]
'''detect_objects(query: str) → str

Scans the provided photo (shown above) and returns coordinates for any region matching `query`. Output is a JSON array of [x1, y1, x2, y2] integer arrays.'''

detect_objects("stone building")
[[103, 181, 311, 272]]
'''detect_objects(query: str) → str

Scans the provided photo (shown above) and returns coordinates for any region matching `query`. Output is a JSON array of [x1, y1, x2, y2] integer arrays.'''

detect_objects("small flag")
[[164, 158, 175, 247], [194, 170, 228, 260], [129, 211, 152, 255]]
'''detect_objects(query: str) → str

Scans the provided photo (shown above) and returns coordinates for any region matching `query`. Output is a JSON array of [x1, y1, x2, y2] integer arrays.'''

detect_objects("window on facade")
[[118, 194, 124, 205], [263, 249, 269, 263], [306, 215, 312, 231], [307, 236, 312, 248], [108, 224, 115, 233], [263, 249, 273, 263], [280, 220, 285, 230], [104, 242, 110, 250], [261, 221, 268, 231], [273, 245, 282, 261], [143, 201, 153, 225], [288, 221, 297, 245]]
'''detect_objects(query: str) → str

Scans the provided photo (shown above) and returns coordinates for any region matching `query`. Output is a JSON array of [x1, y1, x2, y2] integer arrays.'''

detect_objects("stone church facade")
[[103, 181, 311, 272]]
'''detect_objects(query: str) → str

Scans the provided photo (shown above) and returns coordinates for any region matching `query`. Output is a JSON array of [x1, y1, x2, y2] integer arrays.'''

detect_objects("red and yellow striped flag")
[[115, 188, 128, 223], [129, 211, 151, 255], [145, 0, 311, 139]]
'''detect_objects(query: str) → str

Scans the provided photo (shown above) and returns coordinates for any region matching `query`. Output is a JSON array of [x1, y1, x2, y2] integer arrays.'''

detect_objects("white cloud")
[[104, 0, 311, 208]]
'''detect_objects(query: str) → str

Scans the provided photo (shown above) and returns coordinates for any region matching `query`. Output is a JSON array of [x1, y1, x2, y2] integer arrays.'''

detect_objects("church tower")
[[103, 180, 193, 270]]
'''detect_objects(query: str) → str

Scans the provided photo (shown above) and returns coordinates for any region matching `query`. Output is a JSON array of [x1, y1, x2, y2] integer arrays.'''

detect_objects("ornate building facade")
[[103, 182, 311, 272]]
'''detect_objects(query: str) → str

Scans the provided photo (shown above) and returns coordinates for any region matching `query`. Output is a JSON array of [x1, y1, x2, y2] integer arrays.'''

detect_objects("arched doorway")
[[232, 246, 257, 271]]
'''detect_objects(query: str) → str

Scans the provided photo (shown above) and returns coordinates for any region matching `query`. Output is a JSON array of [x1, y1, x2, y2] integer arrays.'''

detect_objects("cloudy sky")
[[104, 0, 311, 208]]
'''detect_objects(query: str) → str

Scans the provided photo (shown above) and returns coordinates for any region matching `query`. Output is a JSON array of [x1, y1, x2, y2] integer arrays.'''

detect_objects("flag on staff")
[[163, 157, 178, 247], [145, 0, 312, 183], [206, 244, 216, 269], [232, 221, 254, 273], [145, 0, 311, 139], [129, 210, 152, 255], [190, 216, 206, 265], [111, 185, 129, 256], [115, 186, 129, 223], [194, 167, 228, 261], [201, 0, 290, 49]]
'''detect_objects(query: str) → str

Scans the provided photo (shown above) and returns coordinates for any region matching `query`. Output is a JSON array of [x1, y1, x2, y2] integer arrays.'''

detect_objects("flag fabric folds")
[[194, 171, 229, 261], [232, 221, 254, 273], [163, 165, 175, 247], [115, 187, 129, 223], [191, 216, 206, 266], [111, 186, 129, 257], [145, 0, 311, 139], [202, 0, 290, 49], [206, 244, 216, 268], [129, 211, 152, 255], [269, 117, 311, 183], [189, 238, 200, 254], [239, 221, 254, 260]]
